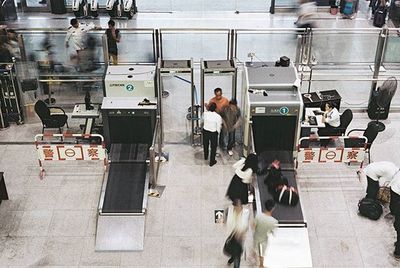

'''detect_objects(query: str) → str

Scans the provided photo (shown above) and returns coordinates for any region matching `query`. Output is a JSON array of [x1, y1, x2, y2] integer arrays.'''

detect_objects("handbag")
[[377, 182, 391, 204], [223, 233, 243, 256]]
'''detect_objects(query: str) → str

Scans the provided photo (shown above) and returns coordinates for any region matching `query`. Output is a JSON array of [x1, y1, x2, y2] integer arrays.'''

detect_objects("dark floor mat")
[[109, 143, 149, 162], [102, 162, 146, 213], [257, 170, 305, 225]]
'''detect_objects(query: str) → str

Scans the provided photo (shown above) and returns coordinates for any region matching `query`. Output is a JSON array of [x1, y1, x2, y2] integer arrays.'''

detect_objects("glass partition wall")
[[235, 29, 301, 63], [159, 29, 231, 60], [11, 27, 400, 112], [135, 0, 269, 12], [19, 30, 106, 108]]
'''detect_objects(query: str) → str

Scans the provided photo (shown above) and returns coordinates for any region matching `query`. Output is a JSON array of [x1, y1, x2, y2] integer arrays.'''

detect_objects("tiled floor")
[[1, 4, 400, 268], [0, 112, 399, 267]]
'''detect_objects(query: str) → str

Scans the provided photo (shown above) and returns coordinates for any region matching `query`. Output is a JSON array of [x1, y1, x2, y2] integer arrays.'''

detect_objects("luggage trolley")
[[157, 58, 198, 145], [200, 59, 238, 144], [0, 65, 23, 126]]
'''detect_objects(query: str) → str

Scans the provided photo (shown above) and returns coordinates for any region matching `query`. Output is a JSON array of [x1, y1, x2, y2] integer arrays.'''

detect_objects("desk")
[[301, 108, 325, 128], [302, 89, 342, 110], [301, 108, 325, 137], [71, 104, 100, 134]]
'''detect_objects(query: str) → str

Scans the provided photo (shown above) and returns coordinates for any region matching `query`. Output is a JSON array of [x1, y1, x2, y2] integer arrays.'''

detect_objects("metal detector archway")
[[157, 58, 200, 145]]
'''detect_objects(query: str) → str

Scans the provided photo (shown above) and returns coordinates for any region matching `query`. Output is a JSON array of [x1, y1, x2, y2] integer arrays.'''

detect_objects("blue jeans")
[[227, 130, 235, 151]]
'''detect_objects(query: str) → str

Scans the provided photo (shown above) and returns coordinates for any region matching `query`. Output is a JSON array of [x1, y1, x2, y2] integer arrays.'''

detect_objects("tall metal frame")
[[157, 58, 196, 145], [200, 59, 237, 148], [200, 58, 238, 112]]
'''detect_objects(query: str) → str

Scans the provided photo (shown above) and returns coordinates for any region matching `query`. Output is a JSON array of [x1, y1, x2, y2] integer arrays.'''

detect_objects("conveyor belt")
[[257, 170, 305, 225], [256, 151, 305, 226], [109, 143, 149, 162], [258, 151, 295, 171], [102, 162, 147, 213]]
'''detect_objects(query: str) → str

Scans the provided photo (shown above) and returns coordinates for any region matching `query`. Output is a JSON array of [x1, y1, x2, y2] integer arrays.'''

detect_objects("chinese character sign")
[[297, 148, 320, 163], [37, 144, 105, 161], [343, 148, 365, 163]]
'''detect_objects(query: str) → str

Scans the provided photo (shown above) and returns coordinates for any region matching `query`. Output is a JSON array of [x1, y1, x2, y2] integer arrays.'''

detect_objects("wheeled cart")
[[0, 68, 23, 125]]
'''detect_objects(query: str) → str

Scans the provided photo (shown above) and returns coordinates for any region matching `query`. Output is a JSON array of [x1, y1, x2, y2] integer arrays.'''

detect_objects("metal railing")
[[149, 118, 162, 188], [5, 26, 400, 110]]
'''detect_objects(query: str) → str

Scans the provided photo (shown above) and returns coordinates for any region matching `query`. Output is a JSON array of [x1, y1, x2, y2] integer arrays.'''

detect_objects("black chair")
[[319, 109, 353, 137], [345, 123, 379, 163], [34, 100, 68, 135]]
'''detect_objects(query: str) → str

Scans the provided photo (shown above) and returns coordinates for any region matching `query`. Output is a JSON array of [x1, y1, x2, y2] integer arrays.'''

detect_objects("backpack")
[[343, 0, 354, 15], [274, 185, 299, 206], [358, 197, 383, 220]]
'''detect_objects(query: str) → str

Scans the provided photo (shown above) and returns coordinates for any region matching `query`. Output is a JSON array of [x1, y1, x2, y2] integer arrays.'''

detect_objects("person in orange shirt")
[[207, 88, 229, 114], [207, 88, 229, 148]]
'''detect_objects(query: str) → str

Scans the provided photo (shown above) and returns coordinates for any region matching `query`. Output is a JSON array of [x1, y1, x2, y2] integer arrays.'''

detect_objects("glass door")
[[21, 0, 51, 12]]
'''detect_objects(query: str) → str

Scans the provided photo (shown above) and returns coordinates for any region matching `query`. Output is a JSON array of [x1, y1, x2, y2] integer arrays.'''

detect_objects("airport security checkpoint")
[[1, 17, 400, 267]]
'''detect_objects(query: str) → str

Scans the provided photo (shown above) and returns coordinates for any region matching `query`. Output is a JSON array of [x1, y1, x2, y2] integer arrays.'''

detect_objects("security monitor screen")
[[109, 117, 153, 145], [252, 116, 297, 153]]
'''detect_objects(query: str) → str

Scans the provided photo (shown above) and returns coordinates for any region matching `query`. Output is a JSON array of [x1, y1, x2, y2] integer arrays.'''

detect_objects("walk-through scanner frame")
[[200, 59, 238, 144], [157, 58, 197, 145]]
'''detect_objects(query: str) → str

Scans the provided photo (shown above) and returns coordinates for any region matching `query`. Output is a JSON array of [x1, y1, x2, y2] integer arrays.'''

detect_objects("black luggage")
[[367, 89, 390, 119], [50, 0, 67, 14], [358, 197, 383, 220], [373, 9, 387, 27], [274, 185, 299, 206]]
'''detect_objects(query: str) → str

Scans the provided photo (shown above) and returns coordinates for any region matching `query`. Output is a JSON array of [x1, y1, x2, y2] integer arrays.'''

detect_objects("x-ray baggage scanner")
[[243, 62, 312, 267], [104, 65, 156, 98], [243, 62, 303, 156], [96, 97, 161, 251]]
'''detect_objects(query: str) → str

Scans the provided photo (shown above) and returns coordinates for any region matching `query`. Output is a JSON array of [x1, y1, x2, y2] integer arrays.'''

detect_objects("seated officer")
[[317, 102, 341, 145], [321, 102, 340, 130]]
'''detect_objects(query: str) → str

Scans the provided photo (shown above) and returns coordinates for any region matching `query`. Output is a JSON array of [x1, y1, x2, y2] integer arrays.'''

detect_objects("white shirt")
[[203, 111, 222, 133], [364, 161, 399, 183], [65, 22, 95, 55], [233, 158, 253, 184], [390, 171, 400, 195], [226, 205, 250, 236], [324, 107, 340, 127]]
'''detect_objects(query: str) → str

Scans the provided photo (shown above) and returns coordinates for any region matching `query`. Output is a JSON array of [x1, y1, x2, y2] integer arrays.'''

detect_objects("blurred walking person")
[[253, 199, 278, 268], [224, 199, 250, 268], [65, 18, 100, 64], [295, 0, 317, 29]]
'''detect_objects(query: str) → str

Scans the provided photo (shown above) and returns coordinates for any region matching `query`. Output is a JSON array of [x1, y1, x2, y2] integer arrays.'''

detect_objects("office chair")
[[345, 123, 379, 164], [319, 109, 353, 137], [318, 109, 353, 147], [34, 100, 69, 135]]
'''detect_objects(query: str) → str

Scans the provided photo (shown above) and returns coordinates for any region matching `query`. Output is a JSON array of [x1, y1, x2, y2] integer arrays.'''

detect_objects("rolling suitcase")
[[373, 8, 387, 27], [358, 197, 383, 220]]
